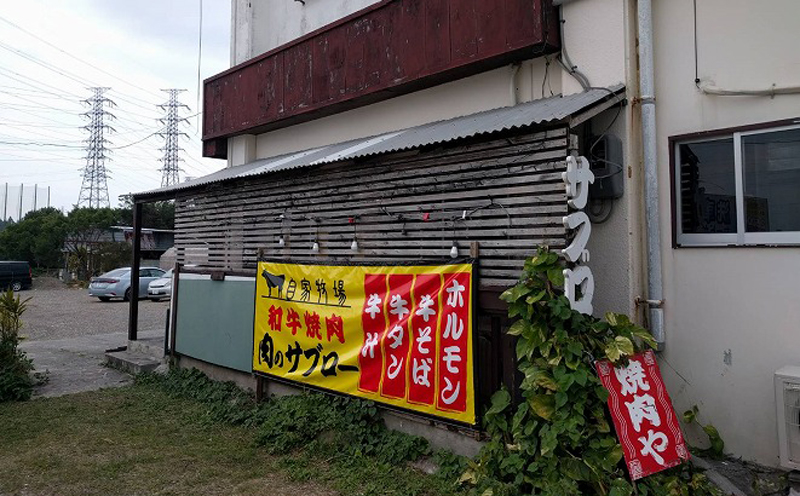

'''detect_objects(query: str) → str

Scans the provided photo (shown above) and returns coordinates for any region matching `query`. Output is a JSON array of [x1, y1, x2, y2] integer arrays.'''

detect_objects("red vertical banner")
[[359, 274, 387, 393], [381, 274, 414, 399], [436, 272, 471, 413], [595, 350, 690, 480], [407, 273, 442, 406]]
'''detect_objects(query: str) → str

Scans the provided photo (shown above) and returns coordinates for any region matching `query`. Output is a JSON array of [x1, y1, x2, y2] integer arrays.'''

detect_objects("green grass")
[[0, 383, 463, 496]]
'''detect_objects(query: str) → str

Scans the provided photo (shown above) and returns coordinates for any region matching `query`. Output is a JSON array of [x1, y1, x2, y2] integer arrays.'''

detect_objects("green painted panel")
[[174, 276, 255, 373]]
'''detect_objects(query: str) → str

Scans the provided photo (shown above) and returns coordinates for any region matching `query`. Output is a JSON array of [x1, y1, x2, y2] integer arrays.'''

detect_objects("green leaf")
[[682, 405, 698, 424], [609, 478, 633, 496], [529, 394, 555, 421], [703, 424, 725, 456], [516, 337, 535, 361], [500, 284, 527, 303], [616, 336, 634, 356], [531, 254, 548, 266], [507, 320, 528, 336], [458, 469, 478, 485], [573, 368, 588, 387], [529, 370, 559, 392], [605, 336, 635, 362], [486, 389, 511, 417], [630, 325, 658, 349], [526, 290, 547, 304], [547, 267, 565, 286]]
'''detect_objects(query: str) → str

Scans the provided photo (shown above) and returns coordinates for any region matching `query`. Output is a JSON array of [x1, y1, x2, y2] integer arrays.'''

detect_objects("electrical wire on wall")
[[554, 4, 625, 224], [693, 0, 800, 96]]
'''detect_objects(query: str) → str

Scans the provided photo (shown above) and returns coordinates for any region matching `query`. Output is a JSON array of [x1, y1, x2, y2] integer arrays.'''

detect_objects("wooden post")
[[255, 375, 264, 402], [128, 201, 143, 341], [470, 241, 480, 258]]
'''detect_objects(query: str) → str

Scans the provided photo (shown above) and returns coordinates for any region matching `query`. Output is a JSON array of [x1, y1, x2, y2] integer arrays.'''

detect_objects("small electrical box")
[[588, 134, 624, 200]]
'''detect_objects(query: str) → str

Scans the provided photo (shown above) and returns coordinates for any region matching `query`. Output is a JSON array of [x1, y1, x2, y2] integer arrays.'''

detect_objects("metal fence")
[[0, 183, 51, 221]]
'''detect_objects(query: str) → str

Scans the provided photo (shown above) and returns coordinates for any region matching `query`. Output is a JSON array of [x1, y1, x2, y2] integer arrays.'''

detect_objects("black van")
[[0, 261, 32, 291]]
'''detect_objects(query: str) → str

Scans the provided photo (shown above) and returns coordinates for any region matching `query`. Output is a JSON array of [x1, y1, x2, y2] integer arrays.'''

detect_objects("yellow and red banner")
[[253, 261, 476, 425]]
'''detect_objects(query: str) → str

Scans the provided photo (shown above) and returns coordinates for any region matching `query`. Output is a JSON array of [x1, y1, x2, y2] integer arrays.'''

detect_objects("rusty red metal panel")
[[365, 9, 389, 90], [202, 0, 559, 154], [450, 0, 478, 64], [257, 54, 284, 121], [504, 0, 538, 50], [284, 43, 313, 113], [424, 0, 451, 71], [392, 0, 425, 82], [345, 17, 369, 95], [312, 30, 347, 105], [475, 1, 505, 56]]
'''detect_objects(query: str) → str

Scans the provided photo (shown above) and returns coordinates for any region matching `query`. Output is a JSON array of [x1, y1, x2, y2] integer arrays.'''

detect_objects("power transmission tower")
[[77, 87, 115, 208], [158, 89, 189, 187]]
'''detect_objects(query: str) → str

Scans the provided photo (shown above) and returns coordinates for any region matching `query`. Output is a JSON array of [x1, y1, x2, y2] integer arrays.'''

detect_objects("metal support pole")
[[3, 183, 7, 221], [128, 201, 143, 341]]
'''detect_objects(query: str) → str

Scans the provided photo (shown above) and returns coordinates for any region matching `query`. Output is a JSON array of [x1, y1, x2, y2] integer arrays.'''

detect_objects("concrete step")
[[105, 349, 163, 375], [127, 337, 165, 358]]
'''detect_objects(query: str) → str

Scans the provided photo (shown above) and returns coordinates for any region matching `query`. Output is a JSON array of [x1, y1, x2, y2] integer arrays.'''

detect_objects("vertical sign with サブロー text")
[[562, 155, 595, 314], [253, 261, 476, 425], [595, 351, 690, 480]]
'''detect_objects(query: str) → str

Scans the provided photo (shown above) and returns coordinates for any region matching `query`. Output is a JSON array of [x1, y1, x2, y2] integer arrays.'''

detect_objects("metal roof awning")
[[134, 84, 624, 201]]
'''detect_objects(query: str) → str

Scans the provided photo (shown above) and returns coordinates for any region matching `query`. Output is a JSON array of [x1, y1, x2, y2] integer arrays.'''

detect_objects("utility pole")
[[77, 87, 115, 208], [158, 89, 189, 188]]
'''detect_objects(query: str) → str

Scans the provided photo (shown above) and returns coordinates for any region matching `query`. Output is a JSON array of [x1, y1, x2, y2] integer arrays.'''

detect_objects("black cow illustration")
[[262, 269, 286, 298]]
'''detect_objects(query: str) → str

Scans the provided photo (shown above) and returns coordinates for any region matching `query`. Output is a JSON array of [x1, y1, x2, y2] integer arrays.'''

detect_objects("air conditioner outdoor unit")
[[775, 366, 800, 470]]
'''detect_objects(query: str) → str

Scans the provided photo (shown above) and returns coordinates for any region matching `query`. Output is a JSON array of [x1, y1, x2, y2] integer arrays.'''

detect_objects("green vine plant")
[[462, 247, 722, 496], [682, 406, 725, 460]]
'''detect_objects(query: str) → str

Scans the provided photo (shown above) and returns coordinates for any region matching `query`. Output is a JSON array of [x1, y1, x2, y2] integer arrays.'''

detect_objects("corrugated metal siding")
[[138, 86, 622, 200]]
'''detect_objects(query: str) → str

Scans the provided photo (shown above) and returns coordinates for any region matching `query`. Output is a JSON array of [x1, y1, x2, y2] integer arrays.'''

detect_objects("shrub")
[[463, 247, 722, 496], [0, 290, 35, 401]]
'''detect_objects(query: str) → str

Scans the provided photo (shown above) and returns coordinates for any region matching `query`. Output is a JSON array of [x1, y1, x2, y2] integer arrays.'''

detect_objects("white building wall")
[[654, 0, 800, 466]]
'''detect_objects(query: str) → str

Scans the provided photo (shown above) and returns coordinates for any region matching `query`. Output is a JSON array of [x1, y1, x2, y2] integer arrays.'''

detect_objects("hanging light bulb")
[[312, 241, 320, 253], [449, 241, 459, 259], [278, 236, 285, 247], [350, 239, 359, 252]]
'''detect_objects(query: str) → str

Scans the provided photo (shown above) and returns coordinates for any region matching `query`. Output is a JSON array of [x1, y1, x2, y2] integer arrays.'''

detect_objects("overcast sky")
[[0, 0, 231, 217]]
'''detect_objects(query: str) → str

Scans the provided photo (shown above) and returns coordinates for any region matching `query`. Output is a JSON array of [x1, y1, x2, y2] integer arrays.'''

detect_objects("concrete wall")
[[654, 0, 800, 466]]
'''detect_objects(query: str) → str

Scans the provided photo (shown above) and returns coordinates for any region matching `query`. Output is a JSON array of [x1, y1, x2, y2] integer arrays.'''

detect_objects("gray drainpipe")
[[637, 0, 665, 347]]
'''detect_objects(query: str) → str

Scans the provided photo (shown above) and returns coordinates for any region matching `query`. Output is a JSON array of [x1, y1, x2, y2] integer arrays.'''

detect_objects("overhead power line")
[[0, 15, 164, 103]]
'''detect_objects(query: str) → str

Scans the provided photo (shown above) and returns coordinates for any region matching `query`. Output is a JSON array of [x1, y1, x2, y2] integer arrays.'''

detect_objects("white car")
[[147, 268, 173, 301]]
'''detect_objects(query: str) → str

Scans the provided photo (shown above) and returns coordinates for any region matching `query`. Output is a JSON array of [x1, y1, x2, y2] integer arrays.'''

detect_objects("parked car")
[[147, 268, 173, 301], [88, 267, 165, 302], [0, 261, 32, 291]]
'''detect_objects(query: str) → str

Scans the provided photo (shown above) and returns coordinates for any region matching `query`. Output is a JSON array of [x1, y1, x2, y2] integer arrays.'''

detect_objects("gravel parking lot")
[[20, 277, 169, 341]]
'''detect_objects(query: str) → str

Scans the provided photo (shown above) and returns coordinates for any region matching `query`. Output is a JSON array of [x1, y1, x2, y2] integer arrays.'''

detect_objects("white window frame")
[[674, 123, 800, 247]]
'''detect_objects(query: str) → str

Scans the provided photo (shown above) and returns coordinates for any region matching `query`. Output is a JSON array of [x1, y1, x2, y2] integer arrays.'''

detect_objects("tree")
[[0, 208, 66, 268], [117, 194, 175, 230], [63, 207, 123, 279]]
